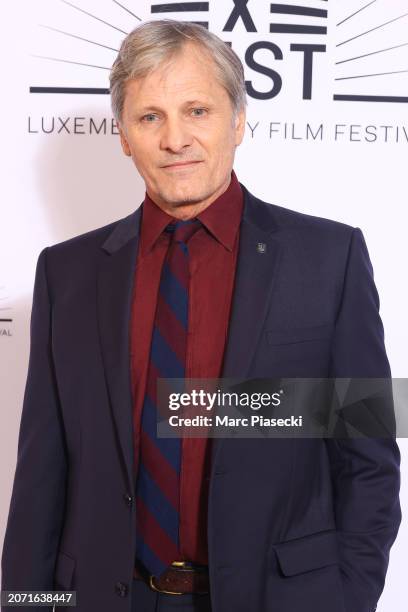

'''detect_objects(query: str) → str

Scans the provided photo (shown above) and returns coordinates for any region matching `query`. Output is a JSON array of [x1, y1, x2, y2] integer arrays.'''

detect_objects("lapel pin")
[[257, 242, 267, 254]]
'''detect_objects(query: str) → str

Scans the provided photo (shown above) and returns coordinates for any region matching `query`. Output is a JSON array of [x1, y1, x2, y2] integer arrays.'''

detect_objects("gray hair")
[[109, 19, 247, 123]]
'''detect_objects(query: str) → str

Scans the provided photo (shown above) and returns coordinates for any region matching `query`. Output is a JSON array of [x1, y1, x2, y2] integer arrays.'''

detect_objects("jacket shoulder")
[[46, 216, 124, 256], [244, 186, 355, 237], [44, 207, 140, 264], [41, 209, 139, 287]]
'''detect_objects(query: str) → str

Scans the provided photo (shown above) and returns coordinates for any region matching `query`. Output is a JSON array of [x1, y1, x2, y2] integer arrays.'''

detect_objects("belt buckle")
[[148, 561, 198, 595], [148, 574, 183, 596]]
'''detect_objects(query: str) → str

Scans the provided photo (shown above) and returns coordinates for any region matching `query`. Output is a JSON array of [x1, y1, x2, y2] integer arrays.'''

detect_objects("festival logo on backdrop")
[[28, 1, 408, 141]]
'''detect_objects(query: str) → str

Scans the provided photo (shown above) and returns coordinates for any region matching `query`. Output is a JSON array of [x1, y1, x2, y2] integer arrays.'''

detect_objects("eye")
[[191, 108, 207, 117], [142, 113, 158, 122]]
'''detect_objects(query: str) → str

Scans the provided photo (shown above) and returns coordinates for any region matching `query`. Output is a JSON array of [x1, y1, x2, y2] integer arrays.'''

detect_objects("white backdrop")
[[0, 1, 407, 609]]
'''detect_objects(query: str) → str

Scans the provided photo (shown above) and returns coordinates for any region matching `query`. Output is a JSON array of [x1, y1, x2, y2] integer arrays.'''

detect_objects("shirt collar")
[[139, 169, 243, 256], [139, 191, 174, 257]]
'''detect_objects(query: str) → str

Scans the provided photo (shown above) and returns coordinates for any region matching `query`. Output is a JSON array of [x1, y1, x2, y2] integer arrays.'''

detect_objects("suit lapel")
[[221, 189, 282, 378], [97, 207, 142, 493], [211, 186, 283, 464]]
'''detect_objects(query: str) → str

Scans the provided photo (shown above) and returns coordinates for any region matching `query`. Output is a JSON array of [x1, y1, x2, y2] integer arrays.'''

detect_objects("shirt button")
[[115, 581, 128, 597], [123, 493, 133, 507]]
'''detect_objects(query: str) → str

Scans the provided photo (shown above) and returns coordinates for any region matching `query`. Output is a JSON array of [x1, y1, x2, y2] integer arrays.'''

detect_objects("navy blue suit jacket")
[[1, 183, 401, 612]]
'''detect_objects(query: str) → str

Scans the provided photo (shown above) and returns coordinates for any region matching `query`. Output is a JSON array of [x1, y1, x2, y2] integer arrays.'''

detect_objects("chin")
[[162, 187, 209, 207]]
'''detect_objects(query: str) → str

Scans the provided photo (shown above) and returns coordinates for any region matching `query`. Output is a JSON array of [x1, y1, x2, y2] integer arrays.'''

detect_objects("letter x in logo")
[[223, 0, 257, 32]]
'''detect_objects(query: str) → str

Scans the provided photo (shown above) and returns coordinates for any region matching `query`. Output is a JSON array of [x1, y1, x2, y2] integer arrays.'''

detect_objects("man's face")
[[117, 42, 246, 218]]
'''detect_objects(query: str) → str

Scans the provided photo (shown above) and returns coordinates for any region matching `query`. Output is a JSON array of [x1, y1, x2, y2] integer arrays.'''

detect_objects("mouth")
[[162, 160, 203, 170]]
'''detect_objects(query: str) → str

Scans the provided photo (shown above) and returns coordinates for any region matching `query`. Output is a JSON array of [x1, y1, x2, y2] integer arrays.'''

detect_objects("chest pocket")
[[266, 324, 333, 346], [263, 324, 334, 377]]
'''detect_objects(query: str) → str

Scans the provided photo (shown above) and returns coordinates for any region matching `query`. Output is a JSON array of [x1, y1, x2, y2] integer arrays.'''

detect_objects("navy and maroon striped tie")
[[135, 218, 201, 578]]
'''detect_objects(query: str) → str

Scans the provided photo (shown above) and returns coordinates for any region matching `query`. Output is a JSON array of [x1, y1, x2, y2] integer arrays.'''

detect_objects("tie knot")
[[166, 218, 201, 245]]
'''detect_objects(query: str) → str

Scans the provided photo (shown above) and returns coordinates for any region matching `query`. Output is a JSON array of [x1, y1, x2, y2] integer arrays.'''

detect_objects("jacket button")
[[115, 581, 128, 597], [123, 493, 133, 506]]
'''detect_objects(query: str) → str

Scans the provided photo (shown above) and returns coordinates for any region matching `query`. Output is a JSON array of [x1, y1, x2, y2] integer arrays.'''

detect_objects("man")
[[1, 19, 401, 612]]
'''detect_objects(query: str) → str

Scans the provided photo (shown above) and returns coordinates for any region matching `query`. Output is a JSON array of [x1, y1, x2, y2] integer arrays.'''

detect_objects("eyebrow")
[[137, 100, 212, 114]]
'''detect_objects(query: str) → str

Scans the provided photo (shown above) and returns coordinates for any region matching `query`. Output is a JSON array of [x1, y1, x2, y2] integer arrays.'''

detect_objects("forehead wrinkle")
[[143, 44, 218, 95], [137, 73, 217, 109], [152, 65, 215, 98]]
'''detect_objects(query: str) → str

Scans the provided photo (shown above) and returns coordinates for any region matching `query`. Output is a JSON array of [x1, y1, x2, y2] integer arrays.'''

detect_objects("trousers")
[[131, 577, 212, 612]]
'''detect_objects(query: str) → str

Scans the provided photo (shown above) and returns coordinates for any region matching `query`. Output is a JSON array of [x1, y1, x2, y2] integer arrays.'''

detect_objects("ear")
[[234, 107, 246, 146], [117, 123, 132, 157]]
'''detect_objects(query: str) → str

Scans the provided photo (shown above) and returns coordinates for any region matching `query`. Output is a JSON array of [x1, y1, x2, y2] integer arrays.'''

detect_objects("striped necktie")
[[135, 218, 201, 578]]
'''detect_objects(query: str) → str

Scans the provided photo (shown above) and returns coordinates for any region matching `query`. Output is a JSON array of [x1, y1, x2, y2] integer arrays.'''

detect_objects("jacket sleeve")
[[326, 227, 401, 612], [1, 247, 67, 611]]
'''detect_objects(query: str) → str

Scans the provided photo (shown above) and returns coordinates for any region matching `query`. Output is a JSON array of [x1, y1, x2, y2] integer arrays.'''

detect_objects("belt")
[[133, 560, 210, 595]]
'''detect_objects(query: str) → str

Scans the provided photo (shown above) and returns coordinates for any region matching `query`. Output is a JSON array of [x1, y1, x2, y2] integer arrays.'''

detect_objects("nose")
[[159, 116, 193, 153]]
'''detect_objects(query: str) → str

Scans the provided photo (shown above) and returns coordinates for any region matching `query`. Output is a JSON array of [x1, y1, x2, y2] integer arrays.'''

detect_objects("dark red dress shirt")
[[129, 170, 243, 564]]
